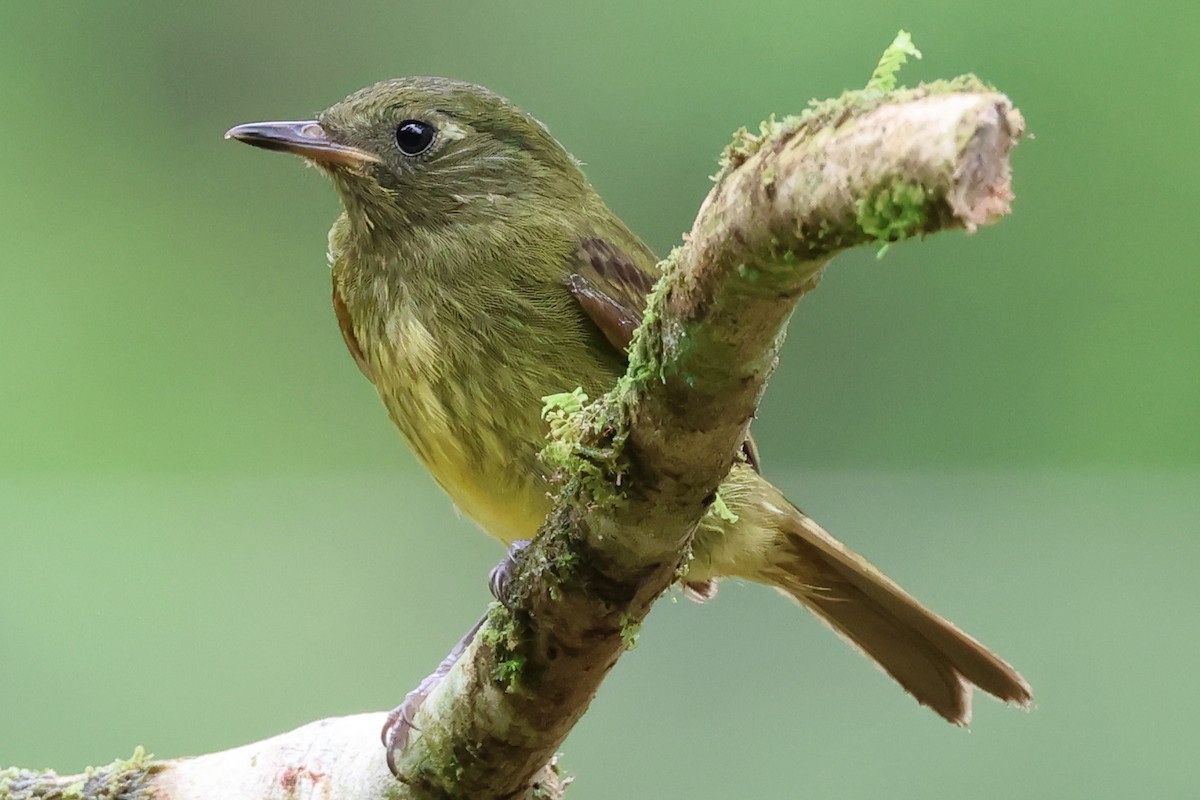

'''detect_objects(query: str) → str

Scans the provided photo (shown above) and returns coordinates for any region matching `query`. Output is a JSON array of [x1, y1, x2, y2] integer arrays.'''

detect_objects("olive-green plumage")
[[230, 77, 1032, 725]]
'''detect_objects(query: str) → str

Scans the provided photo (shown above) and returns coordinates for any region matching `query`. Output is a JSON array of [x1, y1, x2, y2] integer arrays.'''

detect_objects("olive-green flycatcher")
[[227, 77, 1031, 764]]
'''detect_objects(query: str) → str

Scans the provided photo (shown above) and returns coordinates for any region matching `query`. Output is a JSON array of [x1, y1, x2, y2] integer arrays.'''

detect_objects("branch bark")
[[2, 80, 1023, 800]]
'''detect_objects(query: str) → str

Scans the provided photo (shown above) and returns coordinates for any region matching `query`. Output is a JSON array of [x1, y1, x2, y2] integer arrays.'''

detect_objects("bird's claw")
[[381, 541, 530, 778], [381, 685, 429, 777], [488, 539, 531, 608]]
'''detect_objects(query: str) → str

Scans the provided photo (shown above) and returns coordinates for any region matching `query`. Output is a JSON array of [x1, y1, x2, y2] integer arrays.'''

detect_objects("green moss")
[[543, 541, 579, 583], [495, 655, 527, 685], [1, 748, 156, 800], [709, 31, 999, 192], [717, 113, 807, 176], [539, 387, 629, 508], [623, 256, 674, 388], [760, 163, 776, 190], [431, 750, 466, 784], [536, 250, 682, 508], [736, 263, 762, 283], [480, 605, 529, 690], [720, 125, 758, 173], [480, 604, 518, 650], [528, 756, 572, 799], [673, 538, 696, 584], [404, 728, 469, 794], [866, 30, 922, 94], [855, 181, 929, 254], [618, 614, 642, 650]]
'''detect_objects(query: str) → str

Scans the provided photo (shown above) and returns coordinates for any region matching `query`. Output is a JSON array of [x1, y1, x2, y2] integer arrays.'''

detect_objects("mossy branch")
[[2, 44, 1024, 800]]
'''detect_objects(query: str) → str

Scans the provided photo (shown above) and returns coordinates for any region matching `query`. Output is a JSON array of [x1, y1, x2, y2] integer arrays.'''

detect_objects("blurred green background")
[[1, 2, 1196, 798]]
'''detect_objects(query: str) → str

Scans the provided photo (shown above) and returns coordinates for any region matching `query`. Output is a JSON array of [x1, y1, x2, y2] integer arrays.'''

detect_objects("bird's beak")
[[224, 120, 380, 167]]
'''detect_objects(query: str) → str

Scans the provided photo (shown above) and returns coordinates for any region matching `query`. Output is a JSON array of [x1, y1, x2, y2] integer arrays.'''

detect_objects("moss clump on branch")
[[0, 748, 158, 800], [714, 31, 995, 187], [540, 387, 630, 507], [620, 257, 675, 388], [618, 613, 642, 650], [404, 729, 472, 795], [479, 604, 530, 691], [856, 181, 930, 252]]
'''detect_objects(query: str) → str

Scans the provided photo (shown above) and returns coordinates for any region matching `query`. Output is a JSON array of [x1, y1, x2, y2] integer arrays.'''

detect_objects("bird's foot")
[[488, 539, 531, 607], [380, 614, 484, 776], [381, 540, 532, 777]]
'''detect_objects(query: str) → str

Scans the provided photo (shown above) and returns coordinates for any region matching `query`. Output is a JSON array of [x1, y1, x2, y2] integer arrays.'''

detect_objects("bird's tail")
[[754, 494, 1032, 724]]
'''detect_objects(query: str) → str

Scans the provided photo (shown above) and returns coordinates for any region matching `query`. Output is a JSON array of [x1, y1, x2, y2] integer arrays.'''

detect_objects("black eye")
[[395, 120, 436, 156]]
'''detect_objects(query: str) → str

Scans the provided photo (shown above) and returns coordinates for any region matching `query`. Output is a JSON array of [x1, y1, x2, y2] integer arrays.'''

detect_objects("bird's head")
[[226, 77, 589, 235]]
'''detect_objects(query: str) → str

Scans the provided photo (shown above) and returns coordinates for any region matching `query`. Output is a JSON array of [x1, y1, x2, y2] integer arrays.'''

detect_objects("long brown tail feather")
[[762, 504, 1032, 724]]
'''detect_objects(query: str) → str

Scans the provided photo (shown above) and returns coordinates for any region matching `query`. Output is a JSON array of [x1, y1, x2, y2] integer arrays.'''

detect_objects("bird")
[[226, 76, 1032, 767]]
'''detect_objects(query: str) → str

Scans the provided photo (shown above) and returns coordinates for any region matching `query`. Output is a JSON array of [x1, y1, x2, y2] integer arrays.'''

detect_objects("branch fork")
[[3, 74, 1023, 800]]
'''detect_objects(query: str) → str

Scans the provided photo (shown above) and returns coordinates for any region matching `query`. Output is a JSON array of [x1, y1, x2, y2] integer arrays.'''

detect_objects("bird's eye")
[[395, 120, 436, 156]]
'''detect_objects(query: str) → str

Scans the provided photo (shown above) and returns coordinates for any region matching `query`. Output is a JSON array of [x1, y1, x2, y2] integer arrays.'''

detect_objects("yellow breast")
[[370, 298, 551, 544]]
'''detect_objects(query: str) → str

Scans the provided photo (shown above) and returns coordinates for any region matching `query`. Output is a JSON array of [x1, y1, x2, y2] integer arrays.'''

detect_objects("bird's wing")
[[565, 237, 656, 353], [565, 236, 761, 473]]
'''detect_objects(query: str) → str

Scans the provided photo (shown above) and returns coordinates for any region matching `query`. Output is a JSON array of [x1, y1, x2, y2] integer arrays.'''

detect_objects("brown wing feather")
[[333, 279, 373, 382], [565, 236, 761, 472], [566, 237, 656, 352]]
